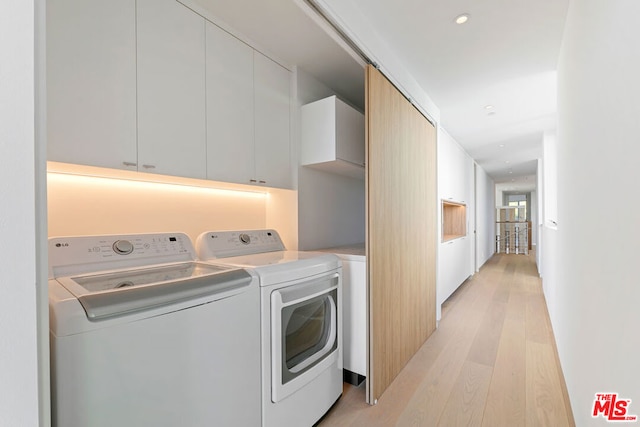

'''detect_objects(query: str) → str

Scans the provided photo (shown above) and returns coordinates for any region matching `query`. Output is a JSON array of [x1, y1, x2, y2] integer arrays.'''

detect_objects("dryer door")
[[271, 272, 340, 402]]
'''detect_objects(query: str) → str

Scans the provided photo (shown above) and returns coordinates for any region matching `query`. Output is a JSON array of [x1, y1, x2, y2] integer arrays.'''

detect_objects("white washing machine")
[[196, 229, 343, 427], [48, 232, 261, 427]]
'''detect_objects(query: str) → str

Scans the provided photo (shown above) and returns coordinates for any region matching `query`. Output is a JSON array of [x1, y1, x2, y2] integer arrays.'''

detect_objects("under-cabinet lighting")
[[455, 13, 470, 24], [47, 171, 268, 199]]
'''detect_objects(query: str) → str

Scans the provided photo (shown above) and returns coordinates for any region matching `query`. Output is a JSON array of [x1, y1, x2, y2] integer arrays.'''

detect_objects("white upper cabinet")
[[47, 0, 292, 187], [254, 52, 292, 189], [301, 96, 365, 179], [47, 0, 137, 170], [438, 129, 471, 203], [205, 22, 254, 184], [137, 0, 206, 179]]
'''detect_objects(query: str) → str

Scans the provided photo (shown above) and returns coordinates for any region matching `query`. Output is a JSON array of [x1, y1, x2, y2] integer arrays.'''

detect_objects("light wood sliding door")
[[366, 65, 437, 404]]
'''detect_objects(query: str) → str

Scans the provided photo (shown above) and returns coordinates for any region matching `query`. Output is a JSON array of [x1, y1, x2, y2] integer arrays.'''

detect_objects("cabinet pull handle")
[[259, 180, 266, 184], [122, 161, 137, 167], [142, 164, 156, 169], [249, 179, 257, 183]]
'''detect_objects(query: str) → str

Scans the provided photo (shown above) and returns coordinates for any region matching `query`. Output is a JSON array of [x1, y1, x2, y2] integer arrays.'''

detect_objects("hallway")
[[319, 252, 575, 426]]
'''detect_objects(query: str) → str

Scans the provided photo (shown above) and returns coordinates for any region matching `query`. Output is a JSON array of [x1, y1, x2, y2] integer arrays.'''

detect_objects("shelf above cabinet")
[[301, 95, 365, 180]]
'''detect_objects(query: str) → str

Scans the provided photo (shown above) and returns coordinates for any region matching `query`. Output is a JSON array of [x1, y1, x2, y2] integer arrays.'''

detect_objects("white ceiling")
[[191, 0, 569, 191]]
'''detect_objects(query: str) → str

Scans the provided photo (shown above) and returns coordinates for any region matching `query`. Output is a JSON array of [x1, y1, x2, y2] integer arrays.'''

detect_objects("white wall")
[[553, 1, 640, 424], [536, 159, 544, 272], [542, 130, 558, 226], [475, 163, 495, 270], [0, 1, 42, 425], [296, 69, 366, 250], [530, 190, 537, 246], [47, 169, 298, 250]]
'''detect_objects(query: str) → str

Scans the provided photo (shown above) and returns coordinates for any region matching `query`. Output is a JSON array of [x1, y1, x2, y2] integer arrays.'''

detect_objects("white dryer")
[[48, 232, 261, 427], [196, 229, 343, 427]]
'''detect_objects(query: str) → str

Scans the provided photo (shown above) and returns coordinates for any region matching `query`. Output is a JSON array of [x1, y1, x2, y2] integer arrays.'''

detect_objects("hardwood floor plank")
[[437, 361, 493, 427], [393, 311, 483, 426], [351, 343, 439, 426], [525, 341, 572, 426], [482, 316, 526, 426], [526, 293, 552, 344], [319, 253, 574, 427], [466, 297, 508, 367]]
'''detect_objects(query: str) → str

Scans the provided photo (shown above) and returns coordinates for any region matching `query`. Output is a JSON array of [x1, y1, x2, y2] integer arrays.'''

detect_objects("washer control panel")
[[49, 233, 194, 278], [197, 229, 285, 259]]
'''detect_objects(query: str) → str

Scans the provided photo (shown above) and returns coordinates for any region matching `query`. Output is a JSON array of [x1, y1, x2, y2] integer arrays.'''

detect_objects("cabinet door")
[[254, 52, 291, 189], [137, 0, 206, 179], [336, 98, 365, 167], [47, 0, 137, 170], [205, 22, 254, 184]]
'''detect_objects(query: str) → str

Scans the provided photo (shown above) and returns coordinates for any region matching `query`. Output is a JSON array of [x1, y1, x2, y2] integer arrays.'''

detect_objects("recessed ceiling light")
[[499, 144, 505, 148], [485, 105, 494, 110], [505, 160, 510, 164], [455, 13, 470, 24]]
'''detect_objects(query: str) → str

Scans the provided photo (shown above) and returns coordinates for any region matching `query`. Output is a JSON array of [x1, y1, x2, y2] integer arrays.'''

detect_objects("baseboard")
[[343, 369, 365, 386]]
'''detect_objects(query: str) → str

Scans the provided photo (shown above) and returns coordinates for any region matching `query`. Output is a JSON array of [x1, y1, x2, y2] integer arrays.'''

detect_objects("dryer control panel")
[[196, 229, 285, 259], [49, 233, 194, 278]]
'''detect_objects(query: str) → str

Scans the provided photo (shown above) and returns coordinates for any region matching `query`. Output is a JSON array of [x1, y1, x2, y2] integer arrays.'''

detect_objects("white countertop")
[[315, 243, 366, 260]]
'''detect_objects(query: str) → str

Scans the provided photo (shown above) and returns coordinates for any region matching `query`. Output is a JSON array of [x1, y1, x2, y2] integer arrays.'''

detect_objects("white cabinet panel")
[[137, 0, 206, 179], [301, 96, 365, 179], [47, 0, 137, 170], [438, 129, 472, 204], [335, 99, 365, 167], [254, 52, 291, 189], [341, 257, 367, 377], [439, 236, 472, 305], [205, 22, 254, 184]]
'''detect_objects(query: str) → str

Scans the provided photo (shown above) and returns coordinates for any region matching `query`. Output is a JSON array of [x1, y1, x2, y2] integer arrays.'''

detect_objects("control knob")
[[113, 240, 134, 255], [239, 234, 251, 245]]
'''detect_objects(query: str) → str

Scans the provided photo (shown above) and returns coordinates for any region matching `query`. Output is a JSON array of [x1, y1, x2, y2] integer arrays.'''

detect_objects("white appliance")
[[196, 229, 342, 427], [48, 232, 261, 427]]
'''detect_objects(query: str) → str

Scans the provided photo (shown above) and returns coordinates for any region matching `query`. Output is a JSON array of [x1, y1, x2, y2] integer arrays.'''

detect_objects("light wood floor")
[[318, 252, 575, 427]]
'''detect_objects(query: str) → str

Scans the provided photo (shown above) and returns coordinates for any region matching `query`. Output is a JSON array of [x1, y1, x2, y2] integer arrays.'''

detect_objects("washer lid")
[[58, 262, 252, 321], [70, 262, 225, 293]]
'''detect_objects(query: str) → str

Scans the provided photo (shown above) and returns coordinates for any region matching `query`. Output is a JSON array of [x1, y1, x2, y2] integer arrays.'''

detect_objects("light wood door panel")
[[366, 65, 437, 403]]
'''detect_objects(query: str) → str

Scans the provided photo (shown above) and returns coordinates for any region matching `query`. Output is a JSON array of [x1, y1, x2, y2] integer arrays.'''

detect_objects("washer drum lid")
[[76, 268, 252, 321]]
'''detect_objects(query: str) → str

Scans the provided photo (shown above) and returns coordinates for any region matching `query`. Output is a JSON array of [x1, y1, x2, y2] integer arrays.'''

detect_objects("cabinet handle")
[[259, 180, 266, 184], [122, 161, 137, 167], [142, 164, 156, 169], [249, 179, 257, 183]]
